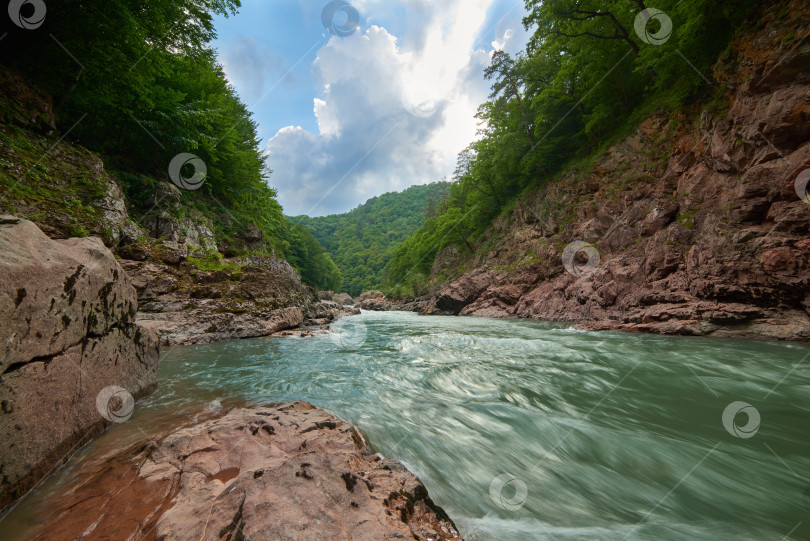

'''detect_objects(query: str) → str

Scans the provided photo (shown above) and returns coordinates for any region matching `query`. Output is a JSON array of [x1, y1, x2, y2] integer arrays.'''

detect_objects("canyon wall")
[[417, 6, 810, 341]]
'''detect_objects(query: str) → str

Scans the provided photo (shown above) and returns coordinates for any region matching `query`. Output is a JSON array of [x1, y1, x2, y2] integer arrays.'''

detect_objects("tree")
[[485, 51, 535, 152]]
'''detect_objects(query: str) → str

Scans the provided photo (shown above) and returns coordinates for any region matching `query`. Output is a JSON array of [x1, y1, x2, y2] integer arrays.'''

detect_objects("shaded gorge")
[[3, 312, 809, 540]]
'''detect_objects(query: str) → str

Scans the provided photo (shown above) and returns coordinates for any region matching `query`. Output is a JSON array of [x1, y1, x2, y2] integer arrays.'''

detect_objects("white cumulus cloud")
[[267, 0, 512, 216]]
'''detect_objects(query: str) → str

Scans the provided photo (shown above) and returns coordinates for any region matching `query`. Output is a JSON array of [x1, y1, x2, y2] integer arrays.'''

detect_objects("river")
[[3, 311, 810, 540]]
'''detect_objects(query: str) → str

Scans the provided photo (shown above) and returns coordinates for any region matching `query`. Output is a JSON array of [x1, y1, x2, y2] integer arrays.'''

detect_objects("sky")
[[212, 0, 530, 217]]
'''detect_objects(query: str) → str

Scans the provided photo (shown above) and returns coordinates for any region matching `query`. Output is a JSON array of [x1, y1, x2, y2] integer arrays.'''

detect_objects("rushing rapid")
[[4, 311, 810, 540]]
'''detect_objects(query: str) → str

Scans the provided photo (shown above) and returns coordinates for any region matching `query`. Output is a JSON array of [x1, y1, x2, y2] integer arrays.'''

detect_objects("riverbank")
[[120, 254, 358, 346], [0, 215, 355, 518], [2, 400, 461, 540], [4, 311, 808, 540]]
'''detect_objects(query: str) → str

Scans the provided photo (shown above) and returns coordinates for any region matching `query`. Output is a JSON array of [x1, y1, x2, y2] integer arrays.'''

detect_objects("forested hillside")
[[294, 182, 450, 295], [0, 0, 337, 289], [384, 0, 762, 297]]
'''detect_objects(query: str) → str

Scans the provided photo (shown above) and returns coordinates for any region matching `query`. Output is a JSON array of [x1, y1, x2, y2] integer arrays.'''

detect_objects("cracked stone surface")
[[0, 217, 159, 510], [25, 401, 463, 541]]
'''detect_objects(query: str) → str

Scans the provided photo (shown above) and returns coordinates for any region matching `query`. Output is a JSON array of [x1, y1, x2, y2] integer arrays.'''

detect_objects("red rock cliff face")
[[422, 6, 810, 341]]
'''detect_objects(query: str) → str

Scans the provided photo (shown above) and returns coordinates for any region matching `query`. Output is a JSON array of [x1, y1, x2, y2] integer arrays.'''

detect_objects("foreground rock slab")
[[0, 216, 159, 510], [32, 402, 462, 541]]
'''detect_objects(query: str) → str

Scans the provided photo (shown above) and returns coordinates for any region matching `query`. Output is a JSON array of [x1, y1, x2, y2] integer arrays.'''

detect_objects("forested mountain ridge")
[[294, 182, 450, 296]]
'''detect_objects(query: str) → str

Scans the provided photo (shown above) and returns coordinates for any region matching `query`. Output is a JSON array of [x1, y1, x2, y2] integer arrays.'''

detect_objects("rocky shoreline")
[[16, 401, 462, 541], [0, 217, 443, 540], [120, 254, 359, 346]]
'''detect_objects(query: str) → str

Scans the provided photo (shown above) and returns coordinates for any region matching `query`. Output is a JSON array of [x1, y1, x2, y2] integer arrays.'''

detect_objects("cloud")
[[492, 28, 513, 51], [267, 0, 509, 216], [219, 36, 288, 102]]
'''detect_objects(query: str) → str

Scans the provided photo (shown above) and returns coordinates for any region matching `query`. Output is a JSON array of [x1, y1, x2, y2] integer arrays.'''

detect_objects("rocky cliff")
[[120, 253, 323, 346], [0, 216, 159, 510], [0, 65, 345, 346], [408, 7, 810, 342]]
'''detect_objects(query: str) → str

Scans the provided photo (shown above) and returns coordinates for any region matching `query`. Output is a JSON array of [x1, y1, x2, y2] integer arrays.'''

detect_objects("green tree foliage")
[[384, 0, 760, 295], [294, 182, 451, 296], [282, 223, 342, 291], [2, 0, 337, 289]]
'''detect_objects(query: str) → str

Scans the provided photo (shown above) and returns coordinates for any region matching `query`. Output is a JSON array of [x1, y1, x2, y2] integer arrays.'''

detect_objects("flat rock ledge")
[[32, 402, 463, 541]]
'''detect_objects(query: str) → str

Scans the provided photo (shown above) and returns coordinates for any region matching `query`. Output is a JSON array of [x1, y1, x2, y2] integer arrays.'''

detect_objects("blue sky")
[[213, 0, 530, 216]]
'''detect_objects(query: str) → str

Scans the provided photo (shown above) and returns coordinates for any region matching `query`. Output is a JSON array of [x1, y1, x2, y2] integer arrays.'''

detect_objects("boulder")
[[333, 292, 352, 305], [356, 290, 384, 301], [304, 300, 341, 325], [146, 181, 182, 209], [434, 270, 493, 315], [0, 217, 159, 510], [359, 298, 392, 311], [31, 402, 462, 541], [317, 290, 335, 301], [124, 253, 316, 345]]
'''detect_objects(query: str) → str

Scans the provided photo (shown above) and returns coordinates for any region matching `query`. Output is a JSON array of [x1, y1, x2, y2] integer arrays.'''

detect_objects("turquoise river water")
[[2, 311, 810, 540]]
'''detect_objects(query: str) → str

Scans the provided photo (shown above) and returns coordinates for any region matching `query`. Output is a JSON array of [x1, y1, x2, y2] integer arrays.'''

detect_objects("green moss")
[[187, 250, 243, 274], [69, 225, 90, 237]]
